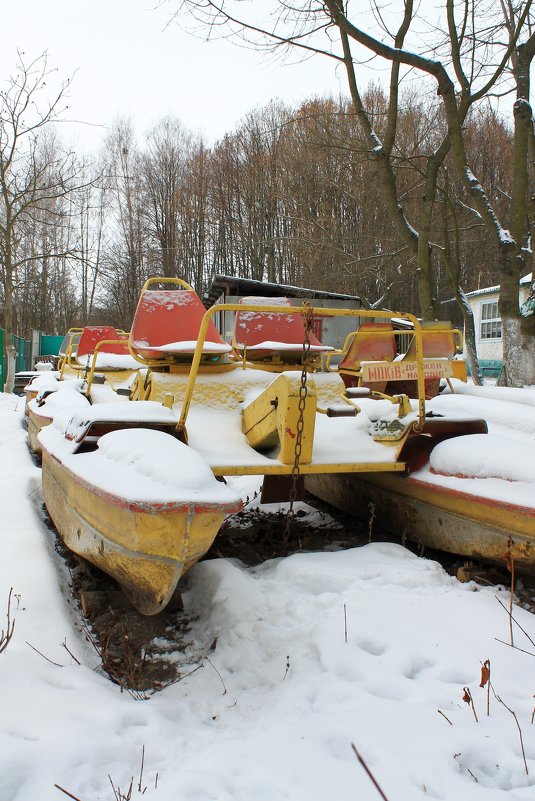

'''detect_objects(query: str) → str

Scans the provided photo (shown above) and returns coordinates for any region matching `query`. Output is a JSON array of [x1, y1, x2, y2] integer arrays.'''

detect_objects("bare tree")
[[72, 162, 108, 323], [142, 117, 194, 279], [0, 51, 79, 391], [327, 0, 535, 385], [169, 0, 535, 385], [101, 118, 149, 323], [181, 140, 211, 291]]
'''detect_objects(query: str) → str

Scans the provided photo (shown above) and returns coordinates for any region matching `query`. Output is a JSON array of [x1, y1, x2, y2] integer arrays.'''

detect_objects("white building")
[[464, 273, 533, 374]]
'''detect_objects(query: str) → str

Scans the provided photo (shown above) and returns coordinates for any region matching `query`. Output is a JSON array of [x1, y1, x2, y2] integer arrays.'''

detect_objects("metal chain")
[[283, 302, 314, 547]]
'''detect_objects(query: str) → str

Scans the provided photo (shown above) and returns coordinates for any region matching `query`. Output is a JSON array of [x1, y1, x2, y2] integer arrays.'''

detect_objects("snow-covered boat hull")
[[41, 443, 241, 615], [306, 471, 535, 575], [28, 386, 90, 456], [24, 387, 38, 415], [27, 407, 50, 455]]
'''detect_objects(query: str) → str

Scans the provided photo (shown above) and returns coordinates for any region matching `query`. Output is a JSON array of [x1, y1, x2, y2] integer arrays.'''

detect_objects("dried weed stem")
[[351, 743, 390, 801], [0, 587, 16, 654]]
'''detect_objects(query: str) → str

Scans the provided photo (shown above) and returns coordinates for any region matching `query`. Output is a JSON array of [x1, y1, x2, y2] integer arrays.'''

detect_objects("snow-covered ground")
[[2, 382, 535, 801]]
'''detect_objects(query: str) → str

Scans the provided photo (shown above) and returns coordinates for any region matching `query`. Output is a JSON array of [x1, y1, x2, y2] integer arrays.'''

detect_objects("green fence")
[[0, 328, 32, 387], [466, 359, 503, 378]]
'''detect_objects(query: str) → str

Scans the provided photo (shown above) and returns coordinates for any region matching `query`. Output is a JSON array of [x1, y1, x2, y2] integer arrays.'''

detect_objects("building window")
[[480, 300, 502, 339]]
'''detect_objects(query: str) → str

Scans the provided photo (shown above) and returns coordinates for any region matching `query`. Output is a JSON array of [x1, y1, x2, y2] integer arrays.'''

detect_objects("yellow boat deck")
[[185, 404, 406, 476], [129, 367, 412, 476]]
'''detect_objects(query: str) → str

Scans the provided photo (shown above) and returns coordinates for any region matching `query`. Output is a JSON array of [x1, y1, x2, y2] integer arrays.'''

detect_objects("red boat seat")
[[232, 296, 331, 361], [337, 323, 397, 389], [76, 327, 129, 364], [402, 321, 459, 360], [338, 323, 397, 369], [130, 288, 231, 360]]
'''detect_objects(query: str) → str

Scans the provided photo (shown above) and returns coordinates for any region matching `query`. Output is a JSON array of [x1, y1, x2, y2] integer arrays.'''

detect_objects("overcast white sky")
[[2, 0, 350, 151]]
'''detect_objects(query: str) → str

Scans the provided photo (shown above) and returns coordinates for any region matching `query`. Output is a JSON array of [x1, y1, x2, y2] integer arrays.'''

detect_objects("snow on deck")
[[186, 404, 399, 469], [137, 339, 231, 353], [413, 433, 535, 509], [448, 378, 535, 408], [144, 368, 346, 410], [39, 400, 177, 454], [28, 379, 126, 424], [431, 434, 535, 483], [28, 382, 90, 420], [177, 369, 400, 468], [428, 389, 535, 438], [24, 372, 60, 393], [40, 426, 241, 506], [77, 352, 140, 370], [240, 340, 333, 352]]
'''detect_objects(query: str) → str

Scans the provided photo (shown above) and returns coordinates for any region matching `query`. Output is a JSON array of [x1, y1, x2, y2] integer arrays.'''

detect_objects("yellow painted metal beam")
[[241, 372, 317, 463], [211, 461, 407, 476]]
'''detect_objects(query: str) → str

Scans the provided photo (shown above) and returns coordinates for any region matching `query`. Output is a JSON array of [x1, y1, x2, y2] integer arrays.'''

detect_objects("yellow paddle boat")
[[39, 276, 533, 613]]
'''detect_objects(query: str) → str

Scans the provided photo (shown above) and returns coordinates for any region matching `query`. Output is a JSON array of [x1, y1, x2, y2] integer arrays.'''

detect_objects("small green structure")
[[38, 334, 63, 359], [0, 329, 63, 392]]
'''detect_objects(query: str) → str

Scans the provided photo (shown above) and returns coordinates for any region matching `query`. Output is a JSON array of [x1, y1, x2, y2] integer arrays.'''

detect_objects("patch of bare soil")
[[51, 533, 193, 697], [205, 498, 373, 565]]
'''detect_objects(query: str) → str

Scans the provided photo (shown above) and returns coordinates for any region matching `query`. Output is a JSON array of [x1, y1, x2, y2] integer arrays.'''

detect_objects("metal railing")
[[177, 304, 427, 435]]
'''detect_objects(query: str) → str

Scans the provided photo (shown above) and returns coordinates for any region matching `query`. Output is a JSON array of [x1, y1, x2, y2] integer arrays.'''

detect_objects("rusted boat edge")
[[305, 472, 535, 576]]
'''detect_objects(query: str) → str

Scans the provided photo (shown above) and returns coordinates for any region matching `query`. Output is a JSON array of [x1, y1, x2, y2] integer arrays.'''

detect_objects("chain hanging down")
[[283, 302, 314, 547]]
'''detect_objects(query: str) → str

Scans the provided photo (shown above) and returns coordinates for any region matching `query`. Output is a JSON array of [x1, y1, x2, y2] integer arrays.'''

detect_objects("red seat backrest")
[[338, 323, 397, 371], [403, 322, 457, 360], [233, 297, 326, 352], [422, 328, 456, 359], [77, 327, 128, 360], [130, 288, 230, 358]]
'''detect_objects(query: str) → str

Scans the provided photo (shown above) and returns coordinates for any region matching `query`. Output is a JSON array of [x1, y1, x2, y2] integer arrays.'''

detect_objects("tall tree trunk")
[[337, 15, 437, 320], [3, 263, 16, 393], [499, 251, 535, 386], [440, 169, 484, 384], [498, 92, 535, 386], [457, 288, 483, 385]]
